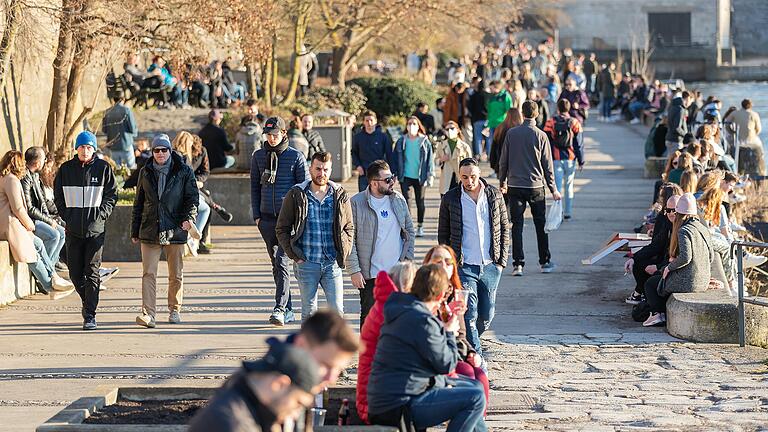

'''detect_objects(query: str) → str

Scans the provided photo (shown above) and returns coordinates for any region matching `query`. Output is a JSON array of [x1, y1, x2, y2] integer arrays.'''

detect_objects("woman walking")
[[393, 116, 434, 237], [436, 120, 472, 195]]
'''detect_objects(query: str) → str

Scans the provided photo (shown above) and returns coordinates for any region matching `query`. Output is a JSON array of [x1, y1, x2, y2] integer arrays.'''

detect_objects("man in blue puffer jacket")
[[250, 116, 309, 326]]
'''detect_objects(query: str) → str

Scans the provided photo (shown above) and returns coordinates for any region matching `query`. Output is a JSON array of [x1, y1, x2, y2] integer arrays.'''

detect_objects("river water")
[[688, 81, 768, 170]]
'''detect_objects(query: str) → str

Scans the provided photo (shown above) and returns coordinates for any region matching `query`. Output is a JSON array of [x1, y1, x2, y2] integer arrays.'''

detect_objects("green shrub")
[[292, 84, 368, 117], [346, 77, 440, 121]]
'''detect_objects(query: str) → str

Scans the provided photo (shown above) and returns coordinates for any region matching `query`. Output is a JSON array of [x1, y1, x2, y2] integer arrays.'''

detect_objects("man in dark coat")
[[198, 109, 235, 169]]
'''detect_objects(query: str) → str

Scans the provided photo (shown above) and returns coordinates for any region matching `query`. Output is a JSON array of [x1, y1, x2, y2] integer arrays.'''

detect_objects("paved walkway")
[[1, 118, 767, 431]]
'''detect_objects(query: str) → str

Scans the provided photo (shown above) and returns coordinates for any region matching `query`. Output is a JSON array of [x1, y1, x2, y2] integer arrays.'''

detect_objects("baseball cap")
[[75, 131, 98, 150], [151, 134, 172, 149], [242, 342, 319, 393], [263, 117, 286, 134]]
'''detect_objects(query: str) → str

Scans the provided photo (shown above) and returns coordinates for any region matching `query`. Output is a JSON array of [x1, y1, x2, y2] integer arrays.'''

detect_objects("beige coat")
[[0, 174, 37, 263], [436, 138, 472, 195], [727, 109, 762, 147]]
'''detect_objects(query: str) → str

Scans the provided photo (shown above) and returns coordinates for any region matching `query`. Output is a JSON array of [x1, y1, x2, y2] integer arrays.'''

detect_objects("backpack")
[[552, 116, 574, 150], [632, 301, 652, 322]]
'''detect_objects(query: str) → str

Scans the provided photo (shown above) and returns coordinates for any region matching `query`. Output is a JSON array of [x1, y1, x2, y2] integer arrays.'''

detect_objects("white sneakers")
[[52, 274, 75, 291], [643, 312, 666, 327], [743, 252, 767, 269], [136, 314, 156, 328]]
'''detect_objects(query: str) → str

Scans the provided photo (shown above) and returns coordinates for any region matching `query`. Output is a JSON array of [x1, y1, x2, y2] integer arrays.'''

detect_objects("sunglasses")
[[373, 175, 396, 184], [152, 148, 169, 153], [662, 207, 676, 215]]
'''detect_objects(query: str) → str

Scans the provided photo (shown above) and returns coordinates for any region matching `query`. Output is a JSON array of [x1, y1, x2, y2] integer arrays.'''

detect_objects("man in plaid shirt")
[[276, 152, 354, 321]]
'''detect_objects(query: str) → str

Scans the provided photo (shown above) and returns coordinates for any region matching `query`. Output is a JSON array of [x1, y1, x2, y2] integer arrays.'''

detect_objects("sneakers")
[[49, 287, 75, 300], [416, 226, 425, 237], [630, 118, 641, 125], [730, 222, 747, 232], [642, 312, 666, 327], [540, 262, 556, 273], [215, 206, 234, 223], [83, 318, 98, 330], [511, 265, 523, 276], [269, 308, 295, 326], [52, 274, 75, 291], [743, 252, 767, 269], [136, 314, 156, 328], [197, 243, 212, 254], [99, 267, 120, 284], [625, 291, 643, 305], [55, 261, 68, 272], [169, 310, 181, 324]]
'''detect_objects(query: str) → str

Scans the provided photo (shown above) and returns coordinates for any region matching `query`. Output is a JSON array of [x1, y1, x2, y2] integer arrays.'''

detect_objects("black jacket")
[[198, 123, 234, 169], [131, 151, 198, 245], [303, 128, 326, 159], [437, 178, 509, 267], [21, 171, 58, 227], [467, 90, 488, 123], [54, 156, 117, 238], [634, 214, 672, 267], [665, 97, 688, 143]]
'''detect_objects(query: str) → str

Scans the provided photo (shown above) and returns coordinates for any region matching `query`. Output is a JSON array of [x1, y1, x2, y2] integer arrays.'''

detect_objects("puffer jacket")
[[131, 151, 198, 245], [367, 292, 459, 415], [356, 271, 398, 424], [347, 189, 414, 279], [275, 180, 354, 269], [249, 140, 309, 220], [437, 178, 509, 267], [54, 155, 117, 238], [661, 218, 713, 296]]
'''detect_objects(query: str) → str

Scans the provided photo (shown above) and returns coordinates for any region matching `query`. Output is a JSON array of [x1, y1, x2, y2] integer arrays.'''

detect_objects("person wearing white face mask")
[[436, 120, 473, 196], [393, 116, 434, 237]]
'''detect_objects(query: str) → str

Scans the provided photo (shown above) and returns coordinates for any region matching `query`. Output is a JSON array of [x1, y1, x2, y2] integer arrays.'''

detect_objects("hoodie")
[[356, 272, 399, 424], [366, 292, 459, 415]]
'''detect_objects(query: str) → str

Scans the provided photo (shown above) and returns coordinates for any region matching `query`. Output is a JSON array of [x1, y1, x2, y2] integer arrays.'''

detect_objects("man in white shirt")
[[347, 160, 415, 327], [438, 158, 508, 357]]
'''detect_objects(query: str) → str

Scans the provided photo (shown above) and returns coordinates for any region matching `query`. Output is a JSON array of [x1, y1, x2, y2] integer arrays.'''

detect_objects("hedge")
[[346, 77, 440, 121]]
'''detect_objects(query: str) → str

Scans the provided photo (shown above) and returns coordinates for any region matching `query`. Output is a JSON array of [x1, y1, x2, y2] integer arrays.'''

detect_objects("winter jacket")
[[198, 122, 234, 169], [661, 218, 713, 297], [633, 214, 672, 268], [467, 90, 488, 123], [21, 171, 58, 227], [0, 174, 37, 263], [131, 151, 198, 245], [392, 135, 434, 185], [443, 90, 468, 126], [54, 155, 117, 239], [436, 138, 472, 195], [665, 97, 688, 143], [287, 129, 310, 160], [599, 69, 616, 98], [347, 189, 415, 279], [303, 128, 326, 158], [367, 292, 459, 415], [351, 126, 393, 171], [558, 89, 590, 124], [356, 272, 399, 424], [543, 114, 584, 165], [102, 102, 138, 153], [486, 90, 512, 129], [249, 142, 309, 220], [275, 180, 354, 269], [437, 178, 509, 267], [499, 119, 557, 193]]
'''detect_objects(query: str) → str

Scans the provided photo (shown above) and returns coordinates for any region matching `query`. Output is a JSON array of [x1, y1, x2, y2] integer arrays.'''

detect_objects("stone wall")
[[732, 0, 768, 57]]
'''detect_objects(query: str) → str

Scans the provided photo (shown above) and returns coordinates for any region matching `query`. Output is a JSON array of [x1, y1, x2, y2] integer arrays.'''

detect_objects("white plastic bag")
[[544, 200, 563, 233]]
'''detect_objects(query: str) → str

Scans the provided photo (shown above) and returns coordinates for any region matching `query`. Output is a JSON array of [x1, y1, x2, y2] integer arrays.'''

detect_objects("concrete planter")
[[103, 205, 141, 262], [667, 291, 738, 343]]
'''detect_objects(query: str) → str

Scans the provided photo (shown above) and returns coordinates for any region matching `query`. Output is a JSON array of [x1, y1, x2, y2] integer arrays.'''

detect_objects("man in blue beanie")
[[54, 130, 117, 330]]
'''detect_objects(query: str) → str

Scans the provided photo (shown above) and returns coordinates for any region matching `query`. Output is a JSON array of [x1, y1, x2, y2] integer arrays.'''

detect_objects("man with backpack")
[[543, 99, 584, 220]]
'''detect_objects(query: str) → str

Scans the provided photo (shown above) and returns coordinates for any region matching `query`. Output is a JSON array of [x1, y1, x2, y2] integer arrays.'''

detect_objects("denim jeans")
[[294, 259, 344, 320], [195, 192, 211, 233], [409, 376, 487, 432], [601, 96, 614, 119], [472, 120, 491, 156], [459, 263, 502, 357], [34, 221, 66, 265], [110, 149, 136, 169], [28, 235, 54, 291], [629, 100, 647, 120], [554, 159, 577, 217], [257, 215, 293, 312]]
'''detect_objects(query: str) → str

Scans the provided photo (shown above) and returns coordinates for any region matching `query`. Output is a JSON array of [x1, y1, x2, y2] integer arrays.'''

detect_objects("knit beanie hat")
[[152, 134, 172, 149], [675, 192, 698, 215], [75, 131, 98, 150]]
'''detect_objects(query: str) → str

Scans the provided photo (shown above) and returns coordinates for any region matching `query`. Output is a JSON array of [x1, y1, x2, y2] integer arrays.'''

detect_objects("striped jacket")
[[54, 155, 117, 238]]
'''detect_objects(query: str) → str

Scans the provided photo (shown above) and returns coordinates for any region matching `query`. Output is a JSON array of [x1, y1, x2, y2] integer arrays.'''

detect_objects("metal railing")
[[733, 240, 768, 347]]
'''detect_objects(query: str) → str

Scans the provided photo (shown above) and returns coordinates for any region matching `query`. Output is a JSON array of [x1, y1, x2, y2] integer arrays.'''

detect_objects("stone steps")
[[0, 240, 34, 306]]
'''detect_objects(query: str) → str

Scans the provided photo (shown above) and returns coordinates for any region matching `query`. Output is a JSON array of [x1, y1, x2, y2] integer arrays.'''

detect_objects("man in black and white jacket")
[[54, 131, 117, 330]]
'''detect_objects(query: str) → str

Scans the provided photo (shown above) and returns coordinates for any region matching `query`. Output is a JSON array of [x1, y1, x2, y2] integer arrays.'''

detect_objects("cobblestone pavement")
[[1, 114, 766, 431]]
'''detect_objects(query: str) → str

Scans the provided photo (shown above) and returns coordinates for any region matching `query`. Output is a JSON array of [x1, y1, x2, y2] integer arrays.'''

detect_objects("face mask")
[[447, 129, 458, 140], [407, 124, 419, 135]]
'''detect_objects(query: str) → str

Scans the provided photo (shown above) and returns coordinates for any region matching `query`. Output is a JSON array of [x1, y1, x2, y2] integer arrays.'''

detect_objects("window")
[[648, 12, 692, 47]]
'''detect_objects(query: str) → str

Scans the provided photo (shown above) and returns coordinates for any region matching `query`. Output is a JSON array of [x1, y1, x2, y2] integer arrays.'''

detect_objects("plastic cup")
[[311, 408, 326, 426]]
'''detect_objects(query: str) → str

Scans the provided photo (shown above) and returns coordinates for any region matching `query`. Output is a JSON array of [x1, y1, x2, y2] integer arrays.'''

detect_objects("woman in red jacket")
[[355, 262, 417, 424], [424, 245, 490, 413]]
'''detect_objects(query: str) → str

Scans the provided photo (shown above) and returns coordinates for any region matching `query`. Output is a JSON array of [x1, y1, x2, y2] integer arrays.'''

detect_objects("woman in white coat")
[[436, 120, 473, 196]]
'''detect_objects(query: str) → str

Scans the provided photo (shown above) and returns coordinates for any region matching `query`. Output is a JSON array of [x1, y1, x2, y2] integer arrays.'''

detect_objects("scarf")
[[261, 136, 290, 185], [153, 157, 172, 198]]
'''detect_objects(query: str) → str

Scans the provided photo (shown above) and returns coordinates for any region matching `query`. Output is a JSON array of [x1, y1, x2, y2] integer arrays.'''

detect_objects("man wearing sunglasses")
[[347, 159, 415, 327]]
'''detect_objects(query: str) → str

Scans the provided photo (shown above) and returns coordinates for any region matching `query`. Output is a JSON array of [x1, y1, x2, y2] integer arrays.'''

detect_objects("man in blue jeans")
[[438, 158, 508, 358], [276, 151, 354, 320], [543, 99, 585, 219], [22, 147, 66, 268]]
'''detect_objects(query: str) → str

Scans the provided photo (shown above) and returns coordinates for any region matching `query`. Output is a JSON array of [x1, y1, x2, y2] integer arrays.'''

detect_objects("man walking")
[[22, 147, 66, 268], [438, 158, 508, 357], [347, 159, 415, 327], [301, 114, 326, 158], [499, 101, 561, 276], [543, 99, 584, 219], [102, 93, 138, 168], [54, 131, 117, 330], [665, 91, 693, 156], [351, 111, 392, 192], [251, 117, 309, 326], [131, 134, 198, 328], [276, 151, 354, 321]]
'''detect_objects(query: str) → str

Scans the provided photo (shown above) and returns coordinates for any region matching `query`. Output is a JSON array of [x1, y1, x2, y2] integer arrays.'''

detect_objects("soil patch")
[[83, 399, 207, 425]]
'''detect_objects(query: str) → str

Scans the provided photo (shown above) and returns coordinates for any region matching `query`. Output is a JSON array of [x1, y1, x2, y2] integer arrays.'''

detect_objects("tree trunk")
[[330, 46, 350, 89], [0, 0, 24, 93], [283, 7, 310, 105], [45, 1, 76, 158], [270, 41, 278, 104], [245, 60, 258, 99], [263, 47, 273, 107]]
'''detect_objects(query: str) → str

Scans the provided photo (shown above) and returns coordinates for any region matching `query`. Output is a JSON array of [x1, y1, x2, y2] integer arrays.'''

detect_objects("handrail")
[[733, 240, 768, 347]]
